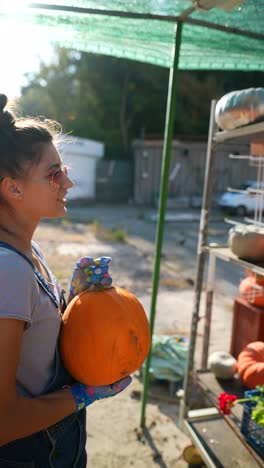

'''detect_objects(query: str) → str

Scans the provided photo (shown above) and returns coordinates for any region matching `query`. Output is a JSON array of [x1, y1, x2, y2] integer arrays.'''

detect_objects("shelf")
[[185, 415, 262, 468], [229, 155, 264, 161], [214, 121, 264, 144], [206, 245, 264, 276], [195, 371, 246, 442], [225, 187, 264, 194], [183, 101, 264, 468], [191, 370, 264, 467]]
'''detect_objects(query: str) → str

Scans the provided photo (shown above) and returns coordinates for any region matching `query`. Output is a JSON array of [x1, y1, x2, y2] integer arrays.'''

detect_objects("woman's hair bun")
[[0, 94, 8, 112], [0, 94, 16, 131]]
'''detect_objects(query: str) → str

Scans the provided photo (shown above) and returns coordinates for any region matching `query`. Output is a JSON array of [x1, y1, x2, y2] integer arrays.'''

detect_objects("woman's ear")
[[1, 177, 23, 200]]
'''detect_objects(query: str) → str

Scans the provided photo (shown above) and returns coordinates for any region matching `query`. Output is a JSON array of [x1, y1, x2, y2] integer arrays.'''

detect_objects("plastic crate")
[[240, 389, 264, 460]]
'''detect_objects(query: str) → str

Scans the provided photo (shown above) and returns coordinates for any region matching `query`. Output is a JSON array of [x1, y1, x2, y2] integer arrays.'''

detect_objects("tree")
[[19, 47, 264, 159], [19, 48, 168, 159]]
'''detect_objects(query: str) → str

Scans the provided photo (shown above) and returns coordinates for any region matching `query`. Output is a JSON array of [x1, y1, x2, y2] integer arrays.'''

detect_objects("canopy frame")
[[28, 3, 264, 40], [140, 20, 183, 427]]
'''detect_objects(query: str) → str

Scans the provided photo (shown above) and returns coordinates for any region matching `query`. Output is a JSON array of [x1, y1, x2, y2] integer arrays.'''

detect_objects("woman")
[[0, 94, 131, 467]]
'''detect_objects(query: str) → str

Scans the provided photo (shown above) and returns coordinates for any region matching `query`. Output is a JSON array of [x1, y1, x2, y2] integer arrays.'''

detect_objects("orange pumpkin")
[[239, 274, 264, 307], [60, 286, 151, 386], [237, 341, 264, 389]]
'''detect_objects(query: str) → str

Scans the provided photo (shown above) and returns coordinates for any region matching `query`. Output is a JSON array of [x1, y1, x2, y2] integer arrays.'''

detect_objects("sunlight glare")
[[0, 18, 53, 98], [0, 1, 29, 13], [0, 0, 55, 98]]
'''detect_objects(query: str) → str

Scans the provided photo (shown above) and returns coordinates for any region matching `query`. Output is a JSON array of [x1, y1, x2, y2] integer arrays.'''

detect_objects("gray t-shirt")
[[0, 243, 62, 396]]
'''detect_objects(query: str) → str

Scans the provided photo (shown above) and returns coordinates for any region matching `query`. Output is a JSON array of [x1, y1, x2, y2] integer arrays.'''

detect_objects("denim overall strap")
[[31, 243, 67, 314], [0, 241, 60, 309]]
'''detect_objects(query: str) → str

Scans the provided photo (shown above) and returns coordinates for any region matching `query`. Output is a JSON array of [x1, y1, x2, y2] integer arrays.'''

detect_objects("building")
[[133, 137, 257, 207], [58, 135, 104, 201]]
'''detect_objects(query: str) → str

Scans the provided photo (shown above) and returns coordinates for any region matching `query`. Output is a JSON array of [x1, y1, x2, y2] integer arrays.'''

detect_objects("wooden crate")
[[230, 296, 264, 358]]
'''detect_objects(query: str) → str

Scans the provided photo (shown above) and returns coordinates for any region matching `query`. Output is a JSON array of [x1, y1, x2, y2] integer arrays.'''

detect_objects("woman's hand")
[[64, 376, 132, 412], [69, 256, 112, 301]]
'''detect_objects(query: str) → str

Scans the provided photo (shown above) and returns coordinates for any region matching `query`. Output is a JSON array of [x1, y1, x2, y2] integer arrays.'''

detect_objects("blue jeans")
[[0, 348, 87, 467]]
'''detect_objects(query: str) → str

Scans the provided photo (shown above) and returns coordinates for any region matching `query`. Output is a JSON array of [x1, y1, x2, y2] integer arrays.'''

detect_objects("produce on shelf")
[[228, 224, 264, 262], [239, 272, 264, 307], [208, 351, 237, 379], [237, 341, 264, 389], [215, 87, 264, 130]]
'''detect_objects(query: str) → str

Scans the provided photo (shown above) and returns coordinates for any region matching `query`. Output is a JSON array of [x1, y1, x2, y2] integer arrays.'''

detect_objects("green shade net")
[[0, 0, 263, 69]]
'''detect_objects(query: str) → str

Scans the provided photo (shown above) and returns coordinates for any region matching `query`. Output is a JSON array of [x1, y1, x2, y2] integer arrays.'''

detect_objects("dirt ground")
[[34, 204, 236, 468]]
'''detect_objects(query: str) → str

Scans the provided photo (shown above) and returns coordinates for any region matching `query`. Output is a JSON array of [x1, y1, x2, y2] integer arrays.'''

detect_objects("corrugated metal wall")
[[133, 138, 257, 206]]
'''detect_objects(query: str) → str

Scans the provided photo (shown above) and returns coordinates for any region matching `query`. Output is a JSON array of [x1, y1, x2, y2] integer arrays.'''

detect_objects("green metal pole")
[[140, 21, 183, 428]]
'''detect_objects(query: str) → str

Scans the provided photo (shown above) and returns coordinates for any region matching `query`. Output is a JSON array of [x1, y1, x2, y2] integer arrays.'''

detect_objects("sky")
[[0, 22, 53, 99]]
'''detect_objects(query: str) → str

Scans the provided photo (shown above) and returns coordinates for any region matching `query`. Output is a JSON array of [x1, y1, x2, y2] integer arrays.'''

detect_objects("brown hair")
[[0, 94, 60, 180]]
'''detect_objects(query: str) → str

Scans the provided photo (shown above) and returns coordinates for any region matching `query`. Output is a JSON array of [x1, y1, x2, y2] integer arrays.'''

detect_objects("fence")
[[96, 159, 133, 202]]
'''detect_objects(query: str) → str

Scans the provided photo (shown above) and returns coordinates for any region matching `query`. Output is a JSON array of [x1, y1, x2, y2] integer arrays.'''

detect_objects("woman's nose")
[[64, 173, 74, 189]]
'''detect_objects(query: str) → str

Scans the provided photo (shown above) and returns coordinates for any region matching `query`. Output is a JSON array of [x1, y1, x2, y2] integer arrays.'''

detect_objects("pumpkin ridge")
[[109, 290, 144, 380], [237, 341, 264, 388]]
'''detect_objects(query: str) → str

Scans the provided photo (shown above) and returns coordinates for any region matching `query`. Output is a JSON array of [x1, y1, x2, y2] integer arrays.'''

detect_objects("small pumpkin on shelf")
[[237, 341, 264, 389], [228, 224, 264, 262], [60, 286, 151, 386], [208, 351, 237, 380], [215, 87, 264, 131], [239, 270, 264, 307]]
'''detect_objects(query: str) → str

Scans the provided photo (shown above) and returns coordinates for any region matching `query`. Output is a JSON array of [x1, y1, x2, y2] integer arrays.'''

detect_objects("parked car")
[[217, 181, 264, 216]]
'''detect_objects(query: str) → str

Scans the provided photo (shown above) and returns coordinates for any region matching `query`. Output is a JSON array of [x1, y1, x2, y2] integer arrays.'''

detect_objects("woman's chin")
[[41, 207, 68, 220], [57, 206, 68, 217]]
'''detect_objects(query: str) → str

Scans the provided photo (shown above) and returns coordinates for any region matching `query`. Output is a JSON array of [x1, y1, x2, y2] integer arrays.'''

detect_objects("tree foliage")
[[19, 47, 264, 159]]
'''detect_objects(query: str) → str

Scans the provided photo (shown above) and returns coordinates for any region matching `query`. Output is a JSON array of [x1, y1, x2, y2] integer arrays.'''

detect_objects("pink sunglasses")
[[50, 165, 68, 188]]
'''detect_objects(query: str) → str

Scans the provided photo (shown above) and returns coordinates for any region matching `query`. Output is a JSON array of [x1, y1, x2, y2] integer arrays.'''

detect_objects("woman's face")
[[20, 142, 74, 220]]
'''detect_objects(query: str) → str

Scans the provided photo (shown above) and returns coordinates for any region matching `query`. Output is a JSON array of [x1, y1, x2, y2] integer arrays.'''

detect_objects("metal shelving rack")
[[179, 100, 264, 468]]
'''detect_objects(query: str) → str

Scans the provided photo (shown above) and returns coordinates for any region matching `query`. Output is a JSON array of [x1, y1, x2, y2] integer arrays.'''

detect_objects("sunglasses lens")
[[52, 166, 68, 187]]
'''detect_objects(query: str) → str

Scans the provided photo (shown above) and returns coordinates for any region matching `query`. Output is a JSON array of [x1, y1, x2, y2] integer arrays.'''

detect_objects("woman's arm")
[[0, 317, 131, 446], [0, 318, 76, 446]]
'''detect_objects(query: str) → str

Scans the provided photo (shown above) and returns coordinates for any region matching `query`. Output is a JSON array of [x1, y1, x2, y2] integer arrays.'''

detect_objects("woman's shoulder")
[[0, 246, 39, 326], [0, 244, 35, 276]]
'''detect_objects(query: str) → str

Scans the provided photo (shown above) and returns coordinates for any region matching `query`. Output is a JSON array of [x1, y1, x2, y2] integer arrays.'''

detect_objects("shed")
[[133, 137, 255, 206], [59, 136, 104, 201]]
